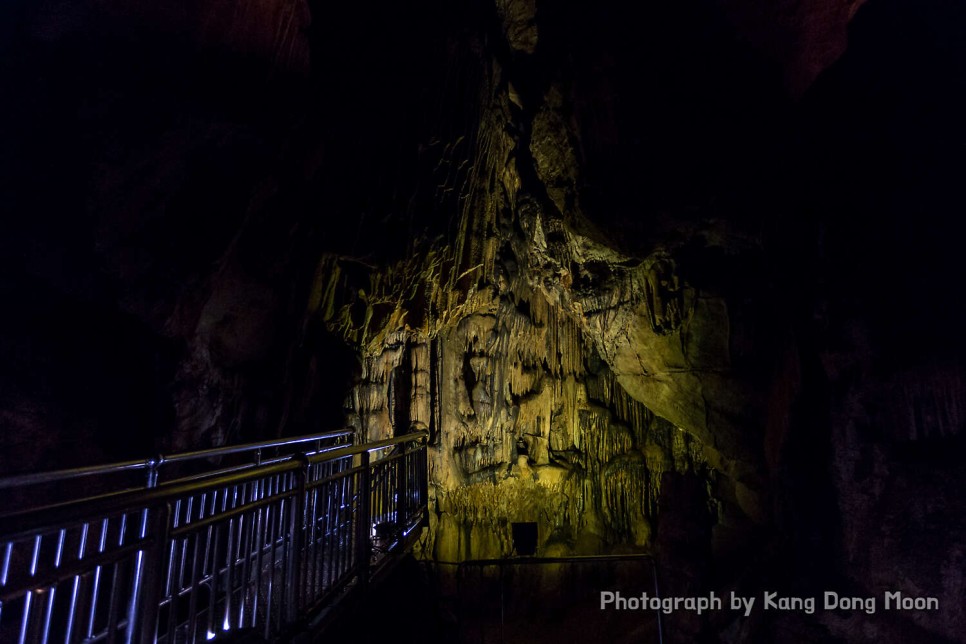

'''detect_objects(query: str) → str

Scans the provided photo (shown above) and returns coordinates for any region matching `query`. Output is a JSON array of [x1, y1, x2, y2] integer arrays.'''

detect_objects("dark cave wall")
[[0, 0, 460, 467], [786, 1, 966, 639]]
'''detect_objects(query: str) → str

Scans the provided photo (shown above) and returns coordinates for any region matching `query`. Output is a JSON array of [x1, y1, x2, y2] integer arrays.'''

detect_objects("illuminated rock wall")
[[306, 0, 776, 562]]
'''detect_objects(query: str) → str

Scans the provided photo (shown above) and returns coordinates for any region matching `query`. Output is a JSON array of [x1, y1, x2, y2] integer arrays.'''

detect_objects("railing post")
[[136, 502, 171, 644], [145, 456, 161, 489], [356, 450, 371, 590]]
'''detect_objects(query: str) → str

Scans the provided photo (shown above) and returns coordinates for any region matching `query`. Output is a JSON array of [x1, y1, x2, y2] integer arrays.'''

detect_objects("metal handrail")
[[0, 429, 354, 490], [303, 430, 426, 464], [0, 430, 429, 644], [0, 460, 299, 540], [161, 429, 353, 464]]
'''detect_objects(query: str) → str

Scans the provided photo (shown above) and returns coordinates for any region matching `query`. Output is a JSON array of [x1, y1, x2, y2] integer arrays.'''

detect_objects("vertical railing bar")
[[239, 503, 257, 628], [246, 479, 259, 631], [303, 466, 312, 602], [350, 470, 359, 581], [358, 451, 371, 591], [185, 532, 203, 644], [205, 522, 222, 640], [66, 525, 87, 642], [201, 490, 218, 637], [344, 470, 355, 583], [318, 466, 329, 593], [247, 478, 260, 624], [325, 463, 334, 590], [333, 475, 343, 589], [328, 463, 338, 586], [406, 446, 412, 521], [305, 477, 318, 601], [137, 503, 170, 644], [346, 470, 356, 583], [354, 472, 369, 576], [245, 478, 258, 624], [270, 478, 283, 633], [103, 513, 130, 644], [164, 500, 181, 600], [222, 517, 235, 631], [29, 534, 42, 577], [275, 495, 288, 630], [40, 528, 66, 643], [298, 466, 309, 613], [372, 463, 379, 533], [261, 475, 275, 638], [87, 519, 109, 639], [231, 509, 242, 630], [164, 534, 180, 644], [320, 483, 331, 596], [262, 497, 277, 641], [199, 492, 211, 587], [396, 447, 405, 526], [0, 541, 10, 641], [229, 483, 248, 628], [312, 477, 322, 595], [161, 555, 176, 642], [330, 476, 343, 589], [383, 457, 389, 522], [1, 541, 12, 585], [250, 487, 265, 631], [414, 444, 419, 520], [18, 591, 33, 644], [285, 463, 305, 624], [320, 480, 332, 592], [176, 499, 193, 593], [320, 463, 335, 599], [385, 458, 392, 526], [122, 508, 150, 644], [385, 459, 391, 524], [413, 443, 420, 520], [104, 567, 121, 644], [348, 467, 356, 580], [202, 522, 214, 607], [229, 511, 242, 630], [339, 472, 354, 577]]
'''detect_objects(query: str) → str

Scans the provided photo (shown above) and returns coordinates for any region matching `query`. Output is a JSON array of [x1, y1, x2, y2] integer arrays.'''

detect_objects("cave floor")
[[317, 555, 661, 644]]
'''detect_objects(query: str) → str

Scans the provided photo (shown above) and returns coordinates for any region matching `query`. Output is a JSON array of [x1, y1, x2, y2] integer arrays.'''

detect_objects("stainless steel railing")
[[0, 430, 354, 510], [0, 431, 429, 644]]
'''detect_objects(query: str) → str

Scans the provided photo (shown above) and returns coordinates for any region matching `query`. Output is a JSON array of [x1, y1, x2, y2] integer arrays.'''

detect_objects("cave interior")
[[1, 0, 965, 642]]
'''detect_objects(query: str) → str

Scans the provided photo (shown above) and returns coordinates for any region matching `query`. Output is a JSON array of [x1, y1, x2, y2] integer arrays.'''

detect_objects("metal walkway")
[[0, 430, 429, 644]]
